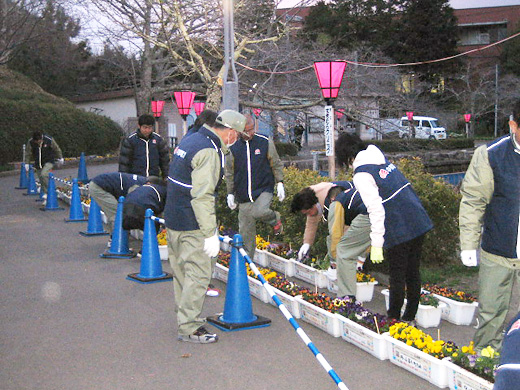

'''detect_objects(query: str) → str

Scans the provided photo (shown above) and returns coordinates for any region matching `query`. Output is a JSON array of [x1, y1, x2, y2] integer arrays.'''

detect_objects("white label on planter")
[[392, 344, 432, 378], [344, 325, 375, 352], [269, 258, 286, 273], [453, 371, 489, 390], [295, 266, 315, 283], [301, 305, 330, 331]]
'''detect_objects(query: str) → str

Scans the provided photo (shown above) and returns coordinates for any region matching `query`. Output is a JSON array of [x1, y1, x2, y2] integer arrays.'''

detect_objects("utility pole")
[[222, 0, 239, 111], [494, 63, 499, 138]]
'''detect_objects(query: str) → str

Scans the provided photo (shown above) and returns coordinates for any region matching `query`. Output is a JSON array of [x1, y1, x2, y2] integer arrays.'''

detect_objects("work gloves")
[[370, 247, 384, 264], [24, 163, 29, 173], [226, 194, 237, 210], [203, 233, 220, 258], [356, 256, 366, 271], [297, 243, 310, 261], [277, 182, 285, 202], [56, 158, 64, 167], [461, 249, 478, 267]]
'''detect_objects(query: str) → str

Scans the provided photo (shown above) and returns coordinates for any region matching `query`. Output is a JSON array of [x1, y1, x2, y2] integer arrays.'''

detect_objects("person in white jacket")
[[335, 133, 433, 323]]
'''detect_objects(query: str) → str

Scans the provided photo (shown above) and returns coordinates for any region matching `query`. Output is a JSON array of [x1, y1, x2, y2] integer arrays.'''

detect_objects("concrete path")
[[1, 164, 482, 390]]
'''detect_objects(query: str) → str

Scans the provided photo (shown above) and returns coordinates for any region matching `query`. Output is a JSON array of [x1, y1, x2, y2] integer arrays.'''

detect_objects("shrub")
[[275, 142, 299, 157], [371, 138, 474, 153]]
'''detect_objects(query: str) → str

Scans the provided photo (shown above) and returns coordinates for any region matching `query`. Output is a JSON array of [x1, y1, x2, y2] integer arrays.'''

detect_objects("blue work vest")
[[92, 172, 147, 198], [164, 126, 224, 231], [334, 187, 368, 226], [354, 160, 433, 248], [125, 131, 165, 177], [494, 312, 520, 390], [124, 184, 167, 215], [482, 136, 520, 258], [323, 181, 354, 221], [229, 134, 274, 203]]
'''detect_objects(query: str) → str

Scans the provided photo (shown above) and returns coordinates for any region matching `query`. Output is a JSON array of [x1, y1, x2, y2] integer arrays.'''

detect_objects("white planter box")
[[433, 294, 479, 326], [381, 289, 446, 328], [159, 245, 168, 261], [247, 276, 270, 303], [220, 240, 231, 252], [253, 249, 270, 267], [213, 263, 229, 283], [335, 314, 388, 360], [384, 333, 448, 388], [266, 252, 295, 277], [295, 297, 341, 337], [443, 358, 494, 390], [327, 276, 378, 303], [82, 202, 89, 214], [269, 287, 302, 318], [293, 261, 328, 288]]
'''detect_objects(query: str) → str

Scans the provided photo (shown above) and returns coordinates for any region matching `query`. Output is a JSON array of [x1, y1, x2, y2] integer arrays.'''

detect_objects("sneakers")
[[273, 212, 283, 235], [178, 326, 218, 344], [206, 284, 221, 297]]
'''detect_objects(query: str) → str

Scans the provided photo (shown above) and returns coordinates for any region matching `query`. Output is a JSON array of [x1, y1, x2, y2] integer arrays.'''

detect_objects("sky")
[[278, 0, 520, 9]]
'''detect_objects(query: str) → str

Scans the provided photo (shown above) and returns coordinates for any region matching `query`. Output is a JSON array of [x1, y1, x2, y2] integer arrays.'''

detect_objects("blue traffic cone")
[[100, 196, 135, 258], [77, 152, 89, 183], [65, 178, 87, 222], [207, 234, 271, 331], [80, 198, 109, 236], [41, 173, 64, 211], [127, 209, 172, 283], [16, 163, 28, 189], [24, 165, 38, 196]]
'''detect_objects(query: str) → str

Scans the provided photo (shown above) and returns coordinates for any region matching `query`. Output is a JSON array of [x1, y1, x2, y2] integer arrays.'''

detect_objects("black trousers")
[[386, 234, 425, 321]]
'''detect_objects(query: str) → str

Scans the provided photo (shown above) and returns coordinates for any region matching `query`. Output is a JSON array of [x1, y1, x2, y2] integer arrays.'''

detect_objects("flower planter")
[[159, 245, 168, 261], [384, 333, 448, 388], [293, 261, 328, 288], [82, 202, 89, 215], [335, 314, 388, 360], [381, 289, 446, 328], [269, 287, 302, 318], [266, 252, 295, 277], [253, 249, 270, 267], [295, 297, 341, 337], [247, 276, 270, 303], [443, 358, 494, 390], [356, 281, 378, 302], [432, 294, 479, 326], [213, 263, 229, 283]]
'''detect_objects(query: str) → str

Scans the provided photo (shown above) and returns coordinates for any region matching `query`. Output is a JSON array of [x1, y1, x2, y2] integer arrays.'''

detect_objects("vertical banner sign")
[[324, 105, 334, 157]]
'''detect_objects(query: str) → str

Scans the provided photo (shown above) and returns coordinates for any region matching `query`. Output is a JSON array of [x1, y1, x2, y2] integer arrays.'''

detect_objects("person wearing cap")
[[459, 119, 520, 352], [335, 133, 433, 324], [24, 130, 64, 201], [224, 114, 285, 259], [164, 109, 246, 344], [119, 114, 170, 179], [88, 172, 148, 238]]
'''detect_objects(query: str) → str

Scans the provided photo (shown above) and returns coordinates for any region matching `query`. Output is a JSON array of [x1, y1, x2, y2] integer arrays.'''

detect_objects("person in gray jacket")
[[225, 114, 285, 259], [459, 118, 520, 352]]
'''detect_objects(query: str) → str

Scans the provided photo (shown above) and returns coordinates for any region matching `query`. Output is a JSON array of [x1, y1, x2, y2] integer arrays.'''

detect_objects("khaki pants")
[[474, 252, 520, 351], [88, 182, 118, 233], [238, 192, 278, 258], [167, 228, 216, 336], [335, 214, 371, 297], [35, 162, 54, 195]]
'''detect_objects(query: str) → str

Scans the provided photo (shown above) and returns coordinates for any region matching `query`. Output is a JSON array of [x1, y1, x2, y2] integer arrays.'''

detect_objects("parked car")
[[399, 116, 447, 140]]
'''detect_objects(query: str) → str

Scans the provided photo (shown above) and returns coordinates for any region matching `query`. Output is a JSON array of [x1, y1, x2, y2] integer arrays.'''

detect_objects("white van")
[[398, 116, 447, 140]]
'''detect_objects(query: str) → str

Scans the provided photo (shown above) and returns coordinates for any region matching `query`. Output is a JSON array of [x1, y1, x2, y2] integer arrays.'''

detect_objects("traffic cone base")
[[127, 208, 172, 283], [100, 250, 136, 259], [206, 233, 271, 332], [79, 231, 109, 236]]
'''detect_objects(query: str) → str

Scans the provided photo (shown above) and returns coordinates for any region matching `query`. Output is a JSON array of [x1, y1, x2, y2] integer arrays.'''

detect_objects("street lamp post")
[[173, 91, 196, 138], [464, 114, 472, 138], [313, 60, 347, 179], [194, 101, 206, 116], [406, 111, 415, 139], [151, 100, 165, 134]]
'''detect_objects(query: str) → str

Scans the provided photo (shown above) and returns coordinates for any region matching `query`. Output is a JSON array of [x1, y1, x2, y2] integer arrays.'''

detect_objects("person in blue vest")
[[459, 118, 520, 352], [494, 311, 520, 389], [119, 114, 170, 179], [88, 172, 148, 239], [24, 130, 64, 201], [164, 109, 246, 344], [328, 184, 371, 300], [224, 114, 285, 259], [122, 178, 167, 231], [335, 133, 433, 323]]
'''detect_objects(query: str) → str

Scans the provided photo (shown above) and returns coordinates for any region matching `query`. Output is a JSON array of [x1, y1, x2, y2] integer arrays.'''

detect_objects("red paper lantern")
[[313, 61, 347, 101], [173, 91, 196, 118], [406, 111, 414, 122], [151, 100, 165, 118], [464, 114, 472, 123], [253, 108, 262, 117], [335, 110, 344, 119], [193, 102, 206, 116]]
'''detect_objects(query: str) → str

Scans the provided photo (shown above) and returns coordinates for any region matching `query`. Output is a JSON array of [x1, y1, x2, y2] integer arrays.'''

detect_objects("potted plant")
[[423, 283, 479, 325]]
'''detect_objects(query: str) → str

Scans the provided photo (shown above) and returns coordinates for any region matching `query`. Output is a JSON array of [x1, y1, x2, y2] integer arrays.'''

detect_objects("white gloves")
[[56, 158, 64, 167], [277, 182, 285, 202], [24, 164, 29, 173], [227, 194, 237, 210], [461, 249, 478, 267], [356, 256, 366, 271], [298, 243, 310, 261], [203, 234, 220, 258]]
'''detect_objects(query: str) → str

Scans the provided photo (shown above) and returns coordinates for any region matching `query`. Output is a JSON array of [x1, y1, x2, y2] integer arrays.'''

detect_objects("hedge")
[[216, 158, 461, 268], [371, 138, 474, 153]]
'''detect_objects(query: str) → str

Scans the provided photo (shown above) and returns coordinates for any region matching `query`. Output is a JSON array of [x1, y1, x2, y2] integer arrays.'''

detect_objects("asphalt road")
[[0, 163, 499, 390]]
